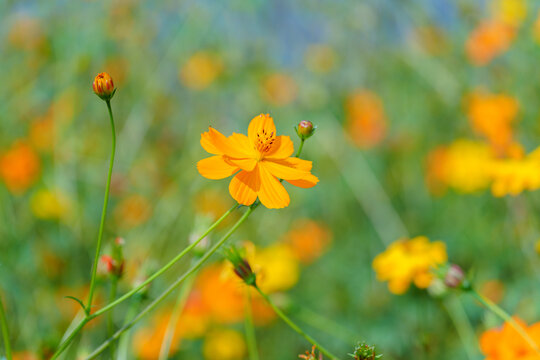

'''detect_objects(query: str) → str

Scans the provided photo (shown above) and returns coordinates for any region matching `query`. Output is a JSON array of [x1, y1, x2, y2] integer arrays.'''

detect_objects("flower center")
[[254, 130, 275, 160]]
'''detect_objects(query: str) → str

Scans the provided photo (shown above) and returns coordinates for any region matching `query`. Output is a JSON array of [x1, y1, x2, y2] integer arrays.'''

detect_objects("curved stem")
[[472, 289, 540, 356], [84, 206, 256, 359], [443, 296, 477, 360], [86, 100, 116, 313], [0, 296, 12, 360], [255, 286, 341, 360], [51, 204, 237, 359]]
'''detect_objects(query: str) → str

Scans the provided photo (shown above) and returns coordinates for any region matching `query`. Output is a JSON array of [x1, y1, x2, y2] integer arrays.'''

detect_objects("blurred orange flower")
[[133, 311, 181, 360], [304, 44, 337, 73], [284, 219, 332, 264], [467, 91, 519, 154], [261, 73, 298, 106], [197, 114, 319, 209], [372, 236, 447, 294], [466, 20, 515, 66], [480, 317, 540, 360], [0, 141, 40, 194], [180, 51, 223, 90], [489, 146, 540, 197], [8, 15, 45, 51], [12, 352, 39, 360], [344, 90, 387, 149], [114, 194, 152, 228]]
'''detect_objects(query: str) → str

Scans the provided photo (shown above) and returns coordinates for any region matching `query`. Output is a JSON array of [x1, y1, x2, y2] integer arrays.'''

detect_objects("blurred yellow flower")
[[261, 73, 298, 106], [31, 189, 70, 220], [467, 91, 519, 154], [284, 219, 332, 264], [372, 236, 447, 294], [425, 139, 494, 194], [0, 140, 40, 194], [489, 146, 540, 197], [203, 329, 246, 360], [466, 20, 515, 66], [480, 317, 540, 360], [180, 51, 223, 90], [304, 44, 337, 73], [344, 90, 387, 149], [491, 0, 527, 27], [252, 242, 300, 293]]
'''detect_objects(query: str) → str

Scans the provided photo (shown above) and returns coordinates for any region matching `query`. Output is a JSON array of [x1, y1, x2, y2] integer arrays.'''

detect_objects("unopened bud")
[[349, 342, 382, 360], [224, 246, 257, 287], [92, 72, 116, 101], [296, 120, 316, 140], [444, 264, 465, 289]]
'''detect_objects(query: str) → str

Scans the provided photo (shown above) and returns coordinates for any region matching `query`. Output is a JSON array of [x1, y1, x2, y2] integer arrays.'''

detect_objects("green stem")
[[158, 271, 196, 360], [244, 289, 259, 360], [255, 286, 341, 360], [295, 306, 357, 345], [107, 276, 118, 358], [86, 100, 116, 313], [117, 296, 143, 360], [472, 289, 540, 355], [84, 206, 256, 359], [296, 139, 305, 158], [51, 204, 237, 359], [443, 296, 477, 360], [0, 296, 12, 360]]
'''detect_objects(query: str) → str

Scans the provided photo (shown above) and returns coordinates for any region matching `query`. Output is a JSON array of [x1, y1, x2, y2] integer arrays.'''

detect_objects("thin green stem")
[[51, 204, 237, 359], [255, 286, 341, 360], [295, 306, 357, 345], [296, 139, 305, 158], [244, 289, 259, 360], [84, 206, 256, 359], [472, 289, 540, 356], [107, 276, 119, 358], [0, 296, 12, 360], [86, 100, 116, 313], [158, 271, 196, 360], [117, 296, 143, 360], [443, 296, 477, 360]]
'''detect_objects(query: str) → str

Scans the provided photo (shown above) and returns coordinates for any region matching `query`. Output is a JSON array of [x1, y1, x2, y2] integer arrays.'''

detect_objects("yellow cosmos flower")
[[197, 114, 319, 209], [372, 236, 447, 295], [203, 329, 246, 360]]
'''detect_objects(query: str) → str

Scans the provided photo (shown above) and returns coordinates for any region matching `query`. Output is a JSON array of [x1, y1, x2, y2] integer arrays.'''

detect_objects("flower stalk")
[[0, 295, 12, 360], [244, 289, 260, 360], [86, 99, 116, 314]]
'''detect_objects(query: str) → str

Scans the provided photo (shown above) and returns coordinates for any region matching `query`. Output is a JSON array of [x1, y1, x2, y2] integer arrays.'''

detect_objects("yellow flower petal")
[[229, 168, 260, 206], [197, 156, 239, 180], [265, 135, 294, 159], [248, 114, 276, 145], [257, 164, 290, 209]]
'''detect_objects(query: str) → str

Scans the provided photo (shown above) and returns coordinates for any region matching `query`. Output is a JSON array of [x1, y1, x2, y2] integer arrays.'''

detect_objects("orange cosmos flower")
[[197, 114, 319, 209], [466, 20, 515, 66]]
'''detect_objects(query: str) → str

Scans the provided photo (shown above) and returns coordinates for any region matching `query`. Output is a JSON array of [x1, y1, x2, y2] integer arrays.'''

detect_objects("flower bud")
[[224, 246, 257, 287], [92, 72, 116, 101], [299, 346, 323, 360], [444, 264, 465, 289], [296, 120, 316, 140], [349, 342, 382, 360], [98, 255, 123, 277]]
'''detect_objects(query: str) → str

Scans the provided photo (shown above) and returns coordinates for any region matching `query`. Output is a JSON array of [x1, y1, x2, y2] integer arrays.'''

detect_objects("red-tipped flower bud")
[[444, 264, 465, 289], [297, 120, 315, 140], [93, 72, 116, 101]]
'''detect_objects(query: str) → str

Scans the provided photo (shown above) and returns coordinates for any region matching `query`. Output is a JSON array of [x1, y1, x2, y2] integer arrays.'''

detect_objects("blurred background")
[[2, 0, 540, 359]]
